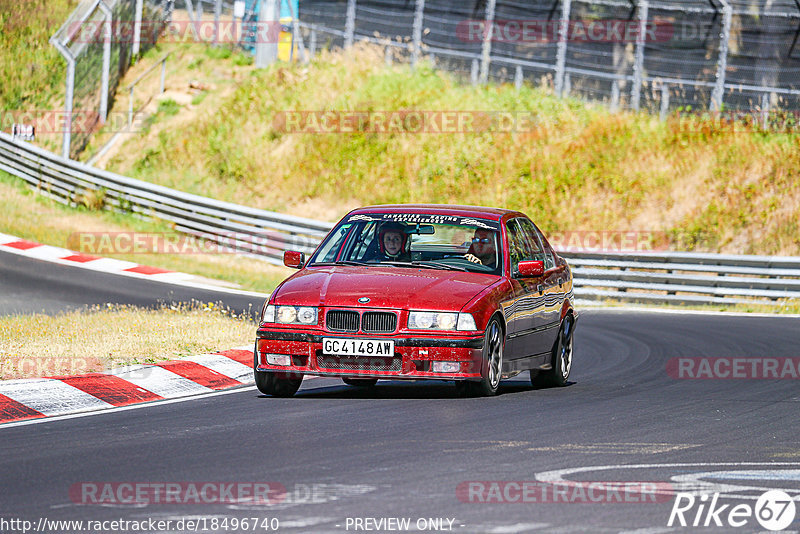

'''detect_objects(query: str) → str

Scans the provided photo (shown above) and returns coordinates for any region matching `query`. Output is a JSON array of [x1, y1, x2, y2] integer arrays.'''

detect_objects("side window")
[[506, 219, 535, 275], [519, 219, 552, 269], [314, 224, 352, 263]]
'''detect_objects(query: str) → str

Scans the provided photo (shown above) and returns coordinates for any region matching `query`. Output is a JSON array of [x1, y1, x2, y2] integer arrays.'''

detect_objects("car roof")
[[349, 204, 523, 221]]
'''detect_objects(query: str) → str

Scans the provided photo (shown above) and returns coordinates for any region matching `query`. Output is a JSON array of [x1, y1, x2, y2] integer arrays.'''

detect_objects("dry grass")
[[0, 302, 255, 380]]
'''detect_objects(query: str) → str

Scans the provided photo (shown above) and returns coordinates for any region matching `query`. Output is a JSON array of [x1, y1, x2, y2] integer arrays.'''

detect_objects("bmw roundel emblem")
[[358, 297, 370, 304]]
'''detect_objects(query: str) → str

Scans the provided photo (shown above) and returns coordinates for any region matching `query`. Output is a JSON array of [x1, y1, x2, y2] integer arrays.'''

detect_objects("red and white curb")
[[0, 232, 268, 297], [0, 347, 256, 425]]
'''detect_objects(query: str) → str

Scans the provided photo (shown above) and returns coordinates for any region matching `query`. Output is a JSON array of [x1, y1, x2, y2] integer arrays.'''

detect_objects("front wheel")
[[456, 318, 504, 397], [532, 317, 573, 388], [254, 370, 303, 397]]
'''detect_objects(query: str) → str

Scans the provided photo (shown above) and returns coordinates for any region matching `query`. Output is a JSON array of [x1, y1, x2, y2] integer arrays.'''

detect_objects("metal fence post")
[[214, 0, 222, 45], [611, 79, 620, 112], [411, 0, 425, 68], [660, 83, 670, 121], [515, 65, 523, 90], [564, 73, 571, 97], [344, 0, 357, 48], [631, 0, 649, 111], [98, 1, 112, 123], [385, 46, 392, 66], [160, 57, 167, 93], [470, 58, 479, 85], [133, 0, 143, 56], [184, 0, 201, 41], [554, 0, 572, 97], [761, 93, 770, 130], [479, 0, 497, 84], [710, 1, 732, 112], [255, 0, 279, 67], [50, 38, 75, 159], [309, 27, 317, 57], [128, 86, 134, 128]]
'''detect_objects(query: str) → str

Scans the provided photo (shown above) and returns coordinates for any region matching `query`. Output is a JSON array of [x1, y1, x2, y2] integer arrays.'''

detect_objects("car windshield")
[[309, 213, 503, 275]]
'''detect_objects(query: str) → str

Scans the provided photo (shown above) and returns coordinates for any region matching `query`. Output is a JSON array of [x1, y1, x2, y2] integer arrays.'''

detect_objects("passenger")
[[378, 222, 411, 262], [465, 229, 498, 269]]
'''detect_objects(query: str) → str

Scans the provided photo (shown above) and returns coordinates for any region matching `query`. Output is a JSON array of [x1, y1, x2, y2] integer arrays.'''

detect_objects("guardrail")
[[0, 132, 330, 264], [1, 132, 799, 307]]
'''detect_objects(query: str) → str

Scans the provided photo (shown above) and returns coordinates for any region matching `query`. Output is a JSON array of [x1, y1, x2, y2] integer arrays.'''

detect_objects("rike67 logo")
[[668, 490, 796, 530]]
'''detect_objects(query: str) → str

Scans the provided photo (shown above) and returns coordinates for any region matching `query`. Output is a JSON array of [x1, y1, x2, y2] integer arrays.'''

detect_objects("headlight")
[[277, 306, 297, 324], [263, 305, 318, 326], [297, 307, 317, 324], [408, 311, 474, 331]]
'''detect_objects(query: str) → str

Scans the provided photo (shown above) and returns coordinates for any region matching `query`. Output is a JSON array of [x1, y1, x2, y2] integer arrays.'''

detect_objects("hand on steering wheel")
[[464, 254, 483, 265]]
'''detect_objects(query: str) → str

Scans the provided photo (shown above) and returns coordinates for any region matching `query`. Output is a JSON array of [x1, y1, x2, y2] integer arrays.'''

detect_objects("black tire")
[[254, 370, 303, 397], [342, 378, 378, 387], [532, 316, 573, 388], [254, 346, 303, 397], [456, 317, 504, 397]]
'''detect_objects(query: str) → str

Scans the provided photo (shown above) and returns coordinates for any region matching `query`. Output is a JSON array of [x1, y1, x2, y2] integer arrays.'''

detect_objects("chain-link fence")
[[50, 0, 171, 159], [295, 0, 800, 115]]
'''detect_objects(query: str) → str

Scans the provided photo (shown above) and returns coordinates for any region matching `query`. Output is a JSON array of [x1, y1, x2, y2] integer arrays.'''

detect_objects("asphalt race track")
[[0, 250, 266, 317], [2, 253, 800, 533]]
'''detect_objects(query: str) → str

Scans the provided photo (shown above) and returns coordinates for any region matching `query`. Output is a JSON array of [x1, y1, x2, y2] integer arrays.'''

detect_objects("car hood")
[[273, 265, 498, 310]]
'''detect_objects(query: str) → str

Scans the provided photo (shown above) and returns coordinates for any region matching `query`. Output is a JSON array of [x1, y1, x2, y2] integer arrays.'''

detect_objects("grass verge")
[[0, 302, 254, 380]]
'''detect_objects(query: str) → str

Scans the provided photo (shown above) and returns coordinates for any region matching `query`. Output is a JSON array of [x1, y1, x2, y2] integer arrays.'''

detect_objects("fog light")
[[432, 361, 460, 373], [266, 354, 292, 366]]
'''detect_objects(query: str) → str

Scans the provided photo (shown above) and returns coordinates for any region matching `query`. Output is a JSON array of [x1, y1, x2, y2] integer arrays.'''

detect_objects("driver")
[[378, 221, 411, 262], [465, 229, 497, 269]]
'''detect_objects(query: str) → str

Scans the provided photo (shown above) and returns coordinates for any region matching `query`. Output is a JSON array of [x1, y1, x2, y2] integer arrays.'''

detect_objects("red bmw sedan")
[[255, 205, 576, 397]]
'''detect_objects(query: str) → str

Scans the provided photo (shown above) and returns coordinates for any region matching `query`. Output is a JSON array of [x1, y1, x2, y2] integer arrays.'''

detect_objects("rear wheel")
[[342, 378, 378, 387], [532, 316, 573, 388], [456, 318, 504, 397]]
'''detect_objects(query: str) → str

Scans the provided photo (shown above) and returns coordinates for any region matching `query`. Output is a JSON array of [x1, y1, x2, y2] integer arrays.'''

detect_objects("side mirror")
[[283, 250, 305, 269], [517, 260, 544, 278]]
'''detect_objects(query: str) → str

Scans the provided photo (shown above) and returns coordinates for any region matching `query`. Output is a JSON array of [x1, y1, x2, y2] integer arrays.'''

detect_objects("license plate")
[[322, 338, 395, 357]]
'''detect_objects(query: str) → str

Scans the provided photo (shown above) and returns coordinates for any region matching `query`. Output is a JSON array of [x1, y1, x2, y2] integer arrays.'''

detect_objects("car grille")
[[326, 310, 360, 332], [362, 312, 397, 333], [325, 310, 397, 333], [317, 355, 402, 372]]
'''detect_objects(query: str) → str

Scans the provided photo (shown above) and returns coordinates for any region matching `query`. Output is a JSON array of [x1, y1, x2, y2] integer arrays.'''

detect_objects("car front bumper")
[[255, 328, 485, 380]]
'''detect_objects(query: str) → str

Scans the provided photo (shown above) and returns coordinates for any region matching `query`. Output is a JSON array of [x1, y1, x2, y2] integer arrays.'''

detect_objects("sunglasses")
[[472, 238, 492, 244]]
